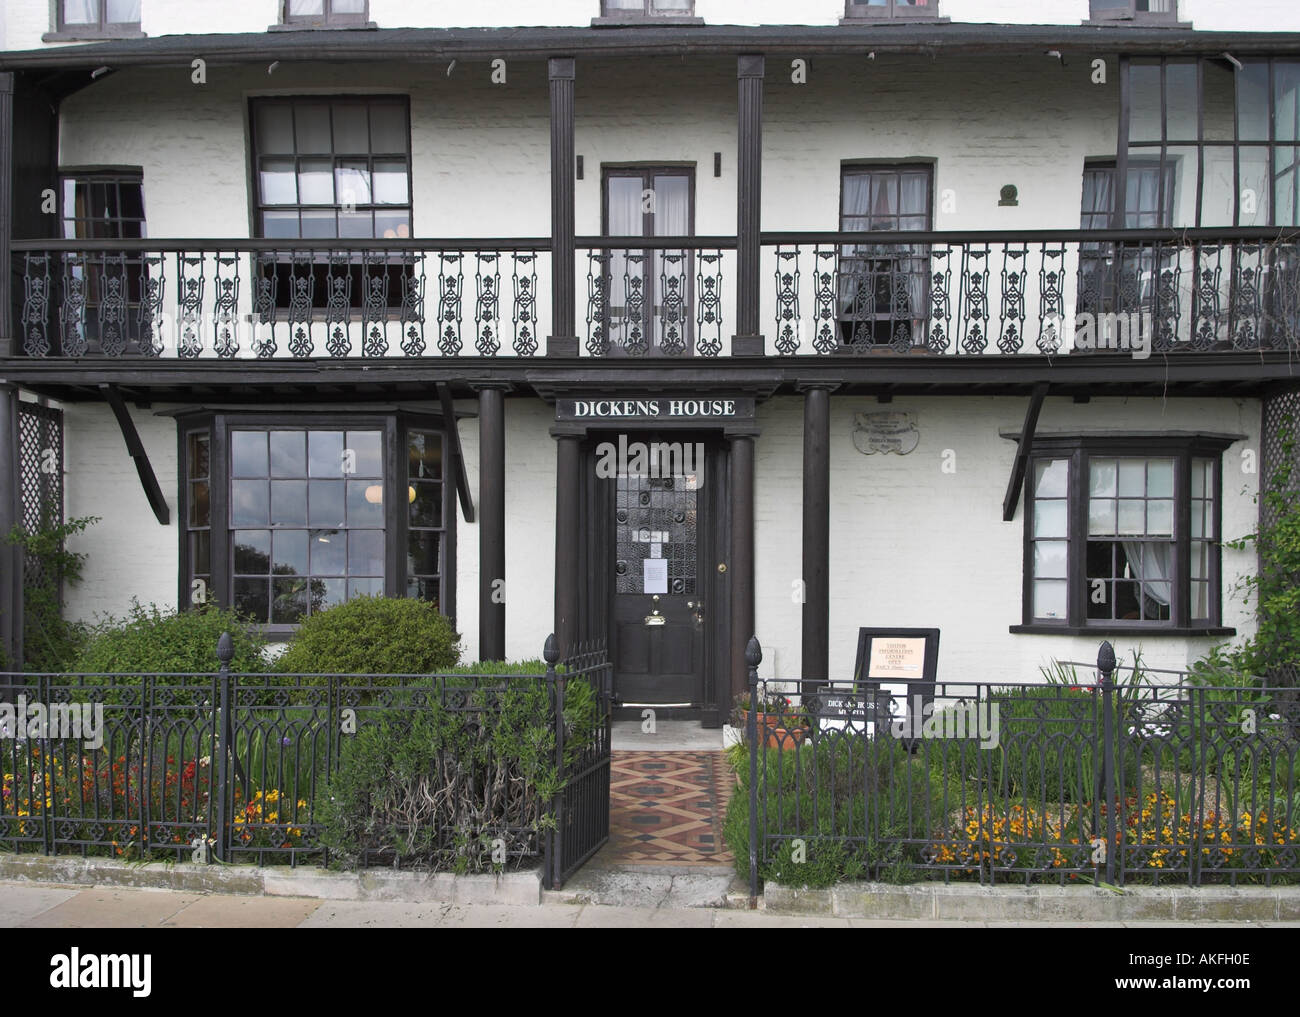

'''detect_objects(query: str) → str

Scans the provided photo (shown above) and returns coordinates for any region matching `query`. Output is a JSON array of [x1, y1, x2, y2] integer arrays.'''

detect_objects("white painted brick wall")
[[60, 402, 180, 624], [754, 394, 1261, 689]]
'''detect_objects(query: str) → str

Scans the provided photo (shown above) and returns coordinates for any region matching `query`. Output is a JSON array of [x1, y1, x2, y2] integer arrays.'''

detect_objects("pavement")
[[2, 882, 1298, 927]]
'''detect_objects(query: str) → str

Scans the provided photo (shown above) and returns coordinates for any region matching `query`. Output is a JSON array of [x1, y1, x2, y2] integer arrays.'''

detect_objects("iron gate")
[[545, 639, 614, 889]]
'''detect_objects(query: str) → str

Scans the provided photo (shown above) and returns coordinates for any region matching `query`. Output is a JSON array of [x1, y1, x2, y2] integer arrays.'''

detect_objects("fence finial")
[[1097, 640, 1116, 682], [544, 632, 559, 666], [216, 632, 235, 667], [745, 635, 762, 669]]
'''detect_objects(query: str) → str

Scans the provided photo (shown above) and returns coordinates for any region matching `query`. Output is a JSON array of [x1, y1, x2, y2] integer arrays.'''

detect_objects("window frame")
[[280, 0, 371, 29], [842, 0, 945, 22], [48, 0, 145, 40], [597, 0, 700, 21], [176, 410, 456, 636], [1013, 433, 1238, 636], [1087, 0, 1182, 25]]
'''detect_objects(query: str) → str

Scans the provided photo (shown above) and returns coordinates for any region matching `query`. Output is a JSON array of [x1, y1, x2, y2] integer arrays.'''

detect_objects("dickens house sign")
[[557, 397, 755, 422]]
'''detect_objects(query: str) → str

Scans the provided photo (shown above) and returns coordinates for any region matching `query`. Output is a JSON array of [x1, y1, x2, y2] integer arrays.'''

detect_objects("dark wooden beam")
[[800, 385, 833, 685], [437, 381, 475, 523], [0, 385, 20, 671], [730, 431, 756, 701], [478, 385, 506, 661], [548, 57, 578, 357], [733, 55, 764, 356], [100, 384, 170, 525], [1002, 382, 1050, 522], [554, 432, 581, 659]]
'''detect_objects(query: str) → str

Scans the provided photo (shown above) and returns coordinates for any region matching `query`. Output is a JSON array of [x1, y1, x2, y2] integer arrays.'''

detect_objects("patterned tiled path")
[[607, 750, 735, 864]]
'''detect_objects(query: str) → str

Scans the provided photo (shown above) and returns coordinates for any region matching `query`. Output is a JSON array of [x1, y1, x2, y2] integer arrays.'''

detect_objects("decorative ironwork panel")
[[696, 251, 724, 357], [813, 246, 839, 355], [436, 253, 463, 356], [58, 254, 89, 358], [773, 247, 801, 356], [615, 470, 698, 597], [475, 253, 501, 356], [324, 254, 353, 358], [927, 246, 953, 354], [252, 254, 279, 359], [287, 255, 316, 359], [97, 253, 130, 357], [361, 253, 390, 358], [512, 252, 539, 356], [622, 253, 648, 357], [959, 246, 990, 354], [1151, 245, 1182, 353], [1037, 246, 1065, 354], [177, 253, 206, 359], [17, 403, 64, 591], [400, 253, 427, 357], [138, 254, 167, 357], [997, 246, 1027, 354], [1192, 243, 1225, 350], [658, 251, 688, 357], [212, 254, 241, 358], [1231, 243, 1264, 351], [586, 251, 610, 357], [21, 254, 52, 357]]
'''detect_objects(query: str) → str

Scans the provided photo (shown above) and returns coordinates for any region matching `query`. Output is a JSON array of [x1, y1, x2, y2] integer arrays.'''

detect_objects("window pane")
[[348, 530, 385, 575], [299, 210, 337, 239], [348, 481, 385, 527], [263, 211, 300, 239], [273, 530, 309, 575], [309, 431, 346, 477], [62, 0, 99, 26], [339, 211, 375, 238], [407, 532, 441, 577], [1089, 459, 1117, 497], [1034, 458, 1068, 498], [332, 105, 369, 152], [373, 161, 409, 204], [191, 531, 211, 577], [1237, 63, 1270, 141], [346, 431, 383, 477], [189, 482, 210, 527], [410, 483, 442, 528], [1275, 62, 1300, 144], [270, 431, 306, 477], [1089, 498, 1117, 536], [232, 431, 268, 477], [272, 578, 308, 625], [1034, 541, 1068, 579], [1165, 63, 1198, 142], [232, 480, 269, 526], [294, 105, 333, 155], [309, 480, 346, 527], [1191, 540, 1209, 581], [234, 530, 271, 574], [311, 530, 346, 574], [260, 160, 297, 205], [1118, 459, 1146, 497], [375, 210, 411, 239], [1033, 499, 1067, 539], [289, 0, 325, 13], [235, 579, 270, 624], [1191, 500, 1205, 538], [351, 578, 385, 599], [408, 431, 443, 480], [1147, 458, 1174, 497], [369, 104, 409, 154], [271, 480, 309, 526], [1117, 499, 1146, 535], [188, 433, 210, 480], [255, 104, 295, 156], [1033, 580, 1067, 620], [334, 0, 368, 12], [106, 0, 140, 23], [335, 162, 372, 206], [1190, 580, 1209, 619], [406, 577, 439, 604], [298, 160, 334, 204], [1129, 63, 1163, 143], [1147, 499, 1174, 535]]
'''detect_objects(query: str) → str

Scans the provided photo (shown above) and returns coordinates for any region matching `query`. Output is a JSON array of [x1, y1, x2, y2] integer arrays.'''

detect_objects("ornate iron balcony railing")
[[764, 227, 1300, 356], [10, 229, 1300, 359]]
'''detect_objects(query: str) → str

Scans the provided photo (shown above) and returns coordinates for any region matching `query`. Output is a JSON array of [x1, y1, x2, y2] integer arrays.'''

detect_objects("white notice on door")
[[650, 541, 663, 559], [643, 558, 668, 594]]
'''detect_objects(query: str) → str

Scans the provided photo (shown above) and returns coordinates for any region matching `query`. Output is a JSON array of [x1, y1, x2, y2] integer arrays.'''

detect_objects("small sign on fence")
[[850, 628, 941, 742]]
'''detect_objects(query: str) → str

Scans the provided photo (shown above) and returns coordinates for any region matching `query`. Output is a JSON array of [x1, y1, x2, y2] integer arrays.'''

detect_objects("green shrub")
[[4, 516, 98, 673], [274, 596, 460, 677], [73, 600, 266, 676], [320, 659, 599, 872]]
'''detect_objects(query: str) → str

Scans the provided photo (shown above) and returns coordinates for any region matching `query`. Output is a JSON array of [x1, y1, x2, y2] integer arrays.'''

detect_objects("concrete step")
[[544, 862, 747, 909]]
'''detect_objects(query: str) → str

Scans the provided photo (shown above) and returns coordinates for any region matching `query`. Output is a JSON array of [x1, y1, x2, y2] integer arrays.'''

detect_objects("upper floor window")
[[1089, 0, 1179, 23], [844, 0, 941, 21], [601, 0, 695, 18], [283, 0, 369, 27], [55, 0, 142, 37]]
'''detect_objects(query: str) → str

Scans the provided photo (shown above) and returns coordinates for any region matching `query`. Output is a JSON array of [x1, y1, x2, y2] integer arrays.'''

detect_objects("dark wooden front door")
[[606, 435, 717, 706]]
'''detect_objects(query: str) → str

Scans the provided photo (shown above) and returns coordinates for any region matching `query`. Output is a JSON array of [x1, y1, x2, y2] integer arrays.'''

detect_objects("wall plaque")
[[853, 411, 920, 455]]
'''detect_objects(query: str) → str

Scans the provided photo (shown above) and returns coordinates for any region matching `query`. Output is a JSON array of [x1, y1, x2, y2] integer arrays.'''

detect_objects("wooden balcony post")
[[553, 431, 581, 658], [729, 431, 757, 700], [734, 55, 765, 357], [548, 57, 578, 357], [799, 383, 836, 686], [478, 384, 509, 661], [0, 385, 19, 672], [0, 72, 13, 360]]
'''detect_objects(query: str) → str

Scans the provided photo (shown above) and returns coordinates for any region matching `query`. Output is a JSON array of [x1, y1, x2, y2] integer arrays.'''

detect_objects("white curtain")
[[653, 176, 690, 350], [1122, 541, 1174, 611], [900, 174, 928, 343], [107, 0, 142, 22], [62, 0, 97, 24]]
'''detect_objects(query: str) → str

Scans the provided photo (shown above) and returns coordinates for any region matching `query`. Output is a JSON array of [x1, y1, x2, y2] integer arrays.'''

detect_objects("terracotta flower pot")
[[764, 725, 809, 751]]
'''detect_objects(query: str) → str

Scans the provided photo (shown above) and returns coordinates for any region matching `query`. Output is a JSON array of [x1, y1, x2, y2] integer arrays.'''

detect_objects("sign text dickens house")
[[566, 398, 740, 419]]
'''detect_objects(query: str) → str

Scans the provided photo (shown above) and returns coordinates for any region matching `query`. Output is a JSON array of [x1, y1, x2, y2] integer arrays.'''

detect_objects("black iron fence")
[[13, 228, 1300, 359], [744, 638, 1300, 895], [0, 633, 611, 889]]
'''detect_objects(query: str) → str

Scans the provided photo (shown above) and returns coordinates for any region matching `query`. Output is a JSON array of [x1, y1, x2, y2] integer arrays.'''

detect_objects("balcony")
[[10, 227, 1300, 362]]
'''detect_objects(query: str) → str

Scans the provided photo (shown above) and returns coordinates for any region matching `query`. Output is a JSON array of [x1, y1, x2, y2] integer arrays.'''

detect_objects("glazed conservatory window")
[[55, 0, 141, 36], [283, 0, 369, 27], [1021, 436, 1231, 632], [844, 0, 942, 20]]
